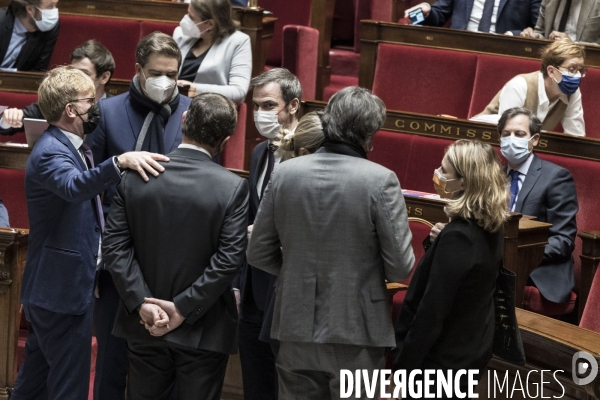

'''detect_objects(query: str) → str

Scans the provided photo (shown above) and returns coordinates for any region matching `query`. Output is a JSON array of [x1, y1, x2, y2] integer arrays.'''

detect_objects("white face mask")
[[179, 15, 209, 39], [141, 70, 177, 104], [254, 110, 281, 139], [34, 7, 59, 32], [500, 136, 534, 165]]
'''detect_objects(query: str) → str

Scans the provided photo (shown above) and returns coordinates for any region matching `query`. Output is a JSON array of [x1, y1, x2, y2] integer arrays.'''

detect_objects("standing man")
[[87, 31, 192, 400], [103, 93, 248, 400], [236, 68, 301, 400], [1, 39, 115, 136], [247, 86, 414, 399], [12, 66, 168, 400]]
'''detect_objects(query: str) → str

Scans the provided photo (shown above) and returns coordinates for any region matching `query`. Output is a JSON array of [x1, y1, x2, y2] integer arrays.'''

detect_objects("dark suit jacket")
[[87, 92, 192, 215], [515, 154, 578, 303], [0, 7, 60, 71], [394, 218, 502, 372], [21, 126, 121, 315], [425, 0, 541, 34], [104, 148, 249, 354]]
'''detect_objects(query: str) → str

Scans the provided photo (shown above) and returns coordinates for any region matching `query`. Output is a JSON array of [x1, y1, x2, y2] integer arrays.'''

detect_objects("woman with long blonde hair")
[[393, 139, 509, 399]]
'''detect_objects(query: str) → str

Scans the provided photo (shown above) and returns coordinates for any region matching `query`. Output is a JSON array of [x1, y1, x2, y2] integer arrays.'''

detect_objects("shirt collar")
[[538, 71, 569, 106], [13, 17, 27, 35], [178, 143, 212, 158], [59, 129, 84, 150], [507, 152, 534, 176]]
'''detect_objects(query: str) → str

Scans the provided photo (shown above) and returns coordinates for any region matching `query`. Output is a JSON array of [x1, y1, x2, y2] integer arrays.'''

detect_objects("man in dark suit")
[[86, 32, 192, 400], [247, 86, 414, 399], [103, 92, 248, 400], [499, 107, 578, 303], [405, 0, 541, 35], [0, 0, 60, 71], [1, 40, 114, 136], [11, 66, 168, 400], [235, 68, 301, 400]]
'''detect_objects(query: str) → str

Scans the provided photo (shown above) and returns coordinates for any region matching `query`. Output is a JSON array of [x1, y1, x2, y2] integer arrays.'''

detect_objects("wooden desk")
[[359, 21, 600, 90]]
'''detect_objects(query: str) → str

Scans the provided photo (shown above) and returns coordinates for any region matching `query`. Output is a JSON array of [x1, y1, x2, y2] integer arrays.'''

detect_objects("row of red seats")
[[371, 43, 600, 137]]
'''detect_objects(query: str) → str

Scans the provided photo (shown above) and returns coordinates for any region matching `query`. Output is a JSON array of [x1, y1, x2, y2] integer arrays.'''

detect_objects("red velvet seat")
[[368, 130, 414, 186], [468, 54, 539, 118], [578, 66, 600, 139], [258, 0, 312, 67], [221, 102, 246, 170], [0, 91, 37, 144], [48, 15, 140, 80], [0, 169, 27, 229], [402, 134, 453, 192], [372, 44, 478, 118], [140, 21, 178, 38], [282, 25, 319, 100]]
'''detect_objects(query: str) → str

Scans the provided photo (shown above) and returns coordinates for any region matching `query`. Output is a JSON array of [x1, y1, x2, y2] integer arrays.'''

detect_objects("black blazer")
[[394, 218, 503, 373], [0, 7, 60, 72], [514, 154, 578, 303], [103, 148, 249, 354]]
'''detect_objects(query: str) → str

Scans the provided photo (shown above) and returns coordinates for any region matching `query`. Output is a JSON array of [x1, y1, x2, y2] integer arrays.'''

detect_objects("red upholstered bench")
[[0, 169, 27, 229], [578, 67, 600, 139], [402, 134, 453, 192], [282, 25, 319, 101], [368, 130, 414, 186], [0, 91, 37, 144], [221, 102, 247, 170], [49, 15, 140, 80], [140, 21, 178, 38], [371, 44, 478, 119]]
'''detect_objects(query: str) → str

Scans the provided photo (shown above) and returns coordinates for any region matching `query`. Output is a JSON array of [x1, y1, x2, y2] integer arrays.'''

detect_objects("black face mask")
[[75, 103, 101, 135]]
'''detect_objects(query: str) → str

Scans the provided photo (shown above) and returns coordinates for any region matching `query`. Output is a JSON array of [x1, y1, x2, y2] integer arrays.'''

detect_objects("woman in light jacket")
[[174, 0, 252, 105]]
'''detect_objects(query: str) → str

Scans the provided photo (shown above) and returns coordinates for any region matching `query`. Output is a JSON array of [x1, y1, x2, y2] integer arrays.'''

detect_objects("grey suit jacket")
[[174, 28, 252, 105], [533, 0, 600, 44], [514, 154, 578, 303], [247, 150, 415, 348]]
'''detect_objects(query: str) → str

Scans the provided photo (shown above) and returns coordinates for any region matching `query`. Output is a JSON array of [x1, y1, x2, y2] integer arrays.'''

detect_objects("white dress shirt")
[[0, 17, 27, 69], [466, 0, 502, 33], [507, 152, 534, 212], [178, 143, 213, 158], [553, 0, 583, 41], [498, 71, 585, 136]]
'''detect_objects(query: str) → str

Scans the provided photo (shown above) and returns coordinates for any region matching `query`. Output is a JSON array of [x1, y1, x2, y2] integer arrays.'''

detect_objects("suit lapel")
[[15, 32, 40, 70], [124, 96, 144, 144], [48, 126, 86, 172], [497, 0, 509, 20], [514, 155, 542, 212], [576, 0, 594, 39]]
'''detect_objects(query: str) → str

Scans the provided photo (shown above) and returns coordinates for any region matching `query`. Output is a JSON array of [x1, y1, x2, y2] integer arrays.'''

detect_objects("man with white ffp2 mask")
[[0, 0, 60, 71], [234, 68, 301, 400]]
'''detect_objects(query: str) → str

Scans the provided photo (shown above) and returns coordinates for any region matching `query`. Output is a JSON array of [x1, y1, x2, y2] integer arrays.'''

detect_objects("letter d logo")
[[572, 351, 598, 386]]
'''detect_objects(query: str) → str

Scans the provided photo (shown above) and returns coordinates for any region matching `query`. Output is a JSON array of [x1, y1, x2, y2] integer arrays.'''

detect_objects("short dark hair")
[[250, 68, 302, 106], [9, 0, 42, 18], [182, 93, 237, 147], [136, 32, 182, 69], [497, 107, 542, 137], [191, 0, 237, 42], [71, 40, 115, 81], [321, 86, 386, 145]]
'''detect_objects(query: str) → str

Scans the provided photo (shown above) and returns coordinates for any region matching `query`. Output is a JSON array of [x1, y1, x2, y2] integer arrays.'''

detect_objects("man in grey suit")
[[103, 93, 249, 400], [247, 86, 415, 399]]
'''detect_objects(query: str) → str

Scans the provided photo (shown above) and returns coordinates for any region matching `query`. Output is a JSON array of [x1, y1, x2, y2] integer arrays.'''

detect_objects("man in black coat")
[[103, 92, 248, 400]]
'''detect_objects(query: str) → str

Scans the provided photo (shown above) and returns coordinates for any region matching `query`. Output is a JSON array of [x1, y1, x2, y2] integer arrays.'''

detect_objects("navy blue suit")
[[86, 91, 191, 400], [424, 0, 541, 35], [13, 126, 120, 400]]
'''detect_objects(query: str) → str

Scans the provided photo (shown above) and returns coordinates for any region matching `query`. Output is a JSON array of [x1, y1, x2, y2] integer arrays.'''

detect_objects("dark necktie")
[[260, 144, 277, 199], [558, 0, 572, 32], [478, 0, 495, 32], [509, 170, 520, 210], [80, 143, 105, 232]]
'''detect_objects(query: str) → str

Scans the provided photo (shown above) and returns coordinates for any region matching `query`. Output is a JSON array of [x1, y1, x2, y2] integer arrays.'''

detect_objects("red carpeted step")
[[329, 47, 360, 77], [322, 75, 359, 102]]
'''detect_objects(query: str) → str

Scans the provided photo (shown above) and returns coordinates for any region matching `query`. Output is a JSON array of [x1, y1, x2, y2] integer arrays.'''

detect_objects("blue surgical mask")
[[500, 136, 534, 165], [553, 71, 581, 95]]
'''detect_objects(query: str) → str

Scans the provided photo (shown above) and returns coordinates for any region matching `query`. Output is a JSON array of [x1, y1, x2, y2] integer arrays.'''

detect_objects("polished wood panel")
[[0, 228, 28, 400], [359, 21, 600, 90]]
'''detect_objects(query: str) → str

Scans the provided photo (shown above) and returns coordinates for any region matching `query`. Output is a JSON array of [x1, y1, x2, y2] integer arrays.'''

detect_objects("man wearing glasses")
[[12, 66, 168, 400], [476, 38, 586, 136]]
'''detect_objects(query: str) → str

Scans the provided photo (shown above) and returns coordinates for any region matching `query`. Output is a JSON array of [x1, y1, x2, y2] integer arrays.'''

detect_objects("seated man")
[[0, 0, 60, 71], [404, 0, 540, 34], [476, 39, 586, 136], [0, 40, 115, 136], [11, 66, 168, 400], [521, 0, 600, 44]]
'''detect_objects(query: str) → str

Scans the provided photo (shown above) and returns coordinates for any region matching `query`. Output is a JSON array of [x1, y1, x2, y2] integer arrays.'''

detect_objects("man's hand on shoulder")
[[1, 108, 24, 128], [117, 152, 170, 182], [144, 297, 185, 336]]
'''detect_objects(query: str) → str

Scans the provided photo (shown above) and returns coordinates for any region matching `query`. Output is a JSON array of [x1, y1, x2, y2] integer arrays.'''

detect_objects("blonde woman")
[[275, 111, 324, 161], [393, 140, 509, 399]]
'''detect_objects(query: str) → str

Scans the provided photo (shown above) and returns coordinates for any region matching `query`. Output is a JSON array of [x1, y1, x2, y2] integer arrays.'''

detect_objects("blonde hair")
[[276, 111, 324, 160], [540, 38, 585, 77], [444, 140, 509, 232], [38, 67, 95, 124]]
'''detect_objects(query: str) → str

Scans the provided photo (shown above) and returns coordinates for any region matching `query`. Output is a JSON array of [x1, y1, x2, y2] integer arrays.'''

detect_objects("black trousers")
[[12, 304, 94, 400], [126, 339, 228, 400], [93, 270, 128, 400]]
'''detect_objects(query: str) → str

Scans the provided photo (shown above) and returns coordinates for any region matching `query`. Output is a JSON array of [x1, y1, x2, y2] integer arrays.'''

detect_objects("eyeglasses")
[[556, 65, 587, 77]]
